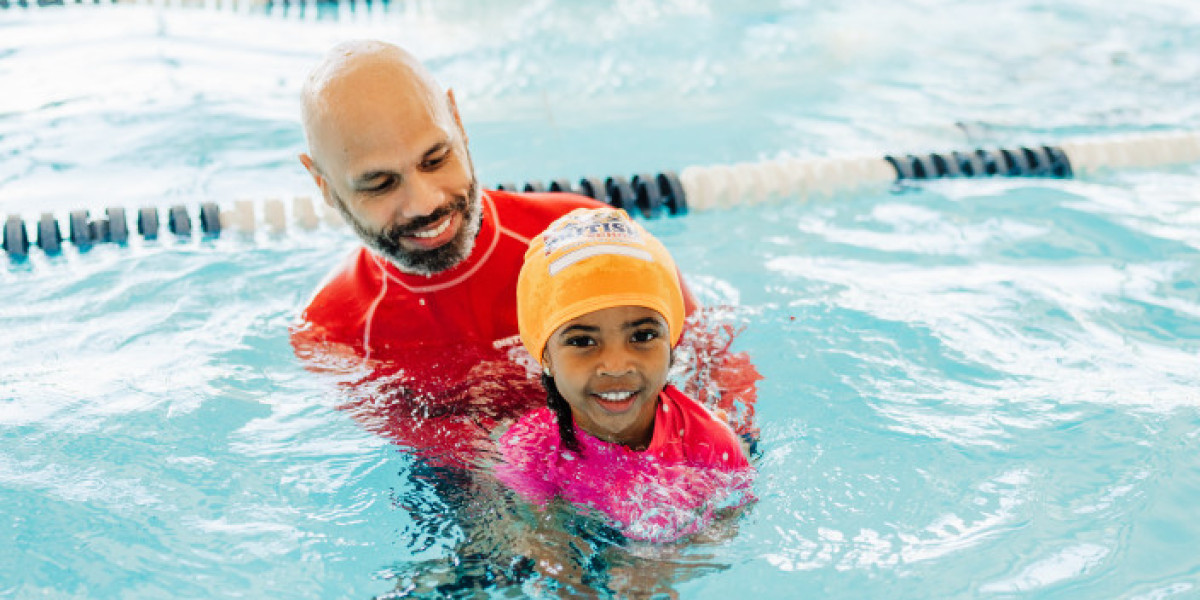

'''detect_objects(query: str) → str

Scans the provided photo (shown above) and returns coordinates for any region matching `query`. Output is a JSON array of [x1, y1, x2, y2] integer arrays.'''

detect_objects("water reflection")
[[380, 464, 743, 598]]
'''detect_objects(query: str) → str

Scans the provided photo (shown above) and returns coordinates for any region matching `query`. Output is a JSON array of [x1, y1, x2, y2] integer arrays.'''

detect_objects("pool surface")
[[3, 1, 1200, 598]]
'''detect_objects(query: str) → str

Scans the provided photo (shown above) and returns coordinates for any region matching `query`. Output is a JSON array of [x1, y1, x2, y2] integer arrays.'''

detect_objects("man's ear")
[[446, 88, 468, 144], [299, 153, 334, 208]]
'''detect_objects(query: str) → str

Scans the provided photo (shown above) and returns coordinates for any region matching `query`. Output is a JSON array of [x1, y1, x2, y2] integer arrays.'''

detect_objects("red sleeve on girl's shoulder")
[[661, 385, 752, 470]]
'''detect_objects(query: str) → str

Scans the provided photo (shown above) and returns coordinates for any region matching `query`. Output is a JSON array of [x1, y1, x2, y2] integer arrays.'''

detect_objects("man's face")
[[303, 70, 481, 276], [329, 161, 481, 277]]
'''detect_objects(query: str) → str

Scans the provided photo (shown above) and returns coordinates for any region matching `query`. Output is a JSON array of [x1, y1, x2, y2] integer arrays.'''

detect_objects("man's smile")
[[410, 214, 453, 239], [402, 211, 460, 250]]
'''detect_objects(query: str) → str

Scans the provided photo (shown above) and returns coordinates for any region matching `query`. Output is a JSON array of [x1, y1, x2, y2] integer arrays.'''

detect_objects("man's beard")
[[334, 180, 482, 277]]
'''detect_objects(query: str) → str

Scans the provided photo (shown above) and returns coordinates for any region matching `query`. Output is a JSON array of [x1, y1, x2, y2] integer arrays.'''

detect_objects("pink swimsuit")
[[495, 385, 755, 543]]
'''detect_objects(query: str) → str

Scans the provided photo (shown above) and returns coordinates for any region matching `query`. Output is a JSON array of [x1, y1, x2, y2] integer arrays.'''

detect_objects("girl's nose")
[[596, 346, 635, 377]]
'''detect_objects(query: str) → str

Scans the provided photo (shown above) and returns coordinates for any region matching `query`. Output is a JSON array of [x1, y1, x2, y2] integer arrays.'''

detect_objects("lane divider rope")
[[5, 130, 1199, 261]]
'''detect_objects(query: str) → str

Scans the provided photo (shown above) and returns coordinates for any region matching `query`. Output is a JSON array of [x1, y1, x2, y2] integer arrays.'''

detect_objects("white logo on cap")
[[542, 210, 643, 256], [548, 244, 654, 276]]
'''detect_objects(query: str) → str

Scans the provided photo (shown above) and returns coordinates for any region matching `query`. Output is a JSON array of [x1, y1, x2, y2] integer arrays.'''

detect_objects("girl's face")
[[543, 305, 671, 450]]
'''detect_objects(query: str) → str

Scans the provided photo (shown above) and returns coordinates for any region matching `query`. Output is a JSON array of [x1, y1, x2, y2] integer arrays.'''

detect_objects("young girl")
[[495, 208, 754, 543]]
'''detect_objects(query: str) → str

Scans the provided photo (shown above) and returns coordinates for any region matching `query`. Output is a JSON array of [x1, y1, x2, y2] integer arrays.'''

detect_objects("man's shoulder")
[[488, 189, 608, 233], [301, 247, 382, 318]]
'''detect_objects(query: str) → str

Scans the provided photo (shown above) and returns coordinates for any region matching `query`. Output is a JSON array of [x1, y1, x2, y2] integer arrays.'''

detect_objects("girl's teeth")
[[412, 217, 451, 238], [597, 392, 634, 401]]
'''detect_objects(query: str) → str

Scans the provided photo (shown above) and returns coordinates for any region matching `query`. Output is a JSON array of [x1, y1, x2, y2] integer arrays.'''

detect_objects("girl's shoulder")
[[499, 406, 559, 451], [657, 385, 751, 469], [494, 407, 564, 506]]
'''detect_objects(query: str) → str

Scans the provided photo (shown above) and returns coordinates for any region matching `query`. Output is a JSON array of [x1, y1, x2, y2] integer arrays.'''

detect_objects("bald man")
[[294, 40, 611, 360]]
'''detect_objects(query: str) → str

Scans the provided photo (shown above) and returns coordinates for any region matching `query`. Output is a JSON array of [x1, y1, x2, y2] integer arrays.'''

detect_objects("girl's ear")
[[541, 351, 553, 377]]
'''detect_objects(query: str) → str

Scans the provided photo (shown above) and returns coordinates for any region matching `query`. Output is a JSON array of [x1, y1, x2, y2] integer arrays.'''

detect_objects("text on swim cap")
[[542, 210, 643, 256]]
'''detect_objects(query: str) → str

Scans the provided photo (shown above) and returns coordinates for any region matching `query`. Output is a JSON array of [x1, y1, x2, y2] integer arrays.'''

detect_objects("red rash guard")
[[295, 190, 609, 362]]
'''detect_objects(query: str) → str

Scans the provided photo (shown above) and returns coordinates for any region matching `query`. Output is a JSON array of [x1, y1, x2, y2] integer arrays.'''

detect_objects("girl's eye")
[[631, 329, 660, 343], [564, 335, 595, 348]]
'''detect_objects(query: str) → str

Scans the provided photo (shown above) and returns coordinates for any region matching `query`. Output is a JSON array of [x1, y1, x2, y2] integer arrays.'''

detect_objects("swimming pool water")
[[3, 1, 1200, 598]]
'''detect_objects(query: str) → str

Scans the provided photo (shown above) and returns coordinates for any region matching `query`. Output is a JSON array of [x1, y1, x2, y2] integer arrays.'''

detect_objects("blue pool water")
[[3, 1, 1200, 598]]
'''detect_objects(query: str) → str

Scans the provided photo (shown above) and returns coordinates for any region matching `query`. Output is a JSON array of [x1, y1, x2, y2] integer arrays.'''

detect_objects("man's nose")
[[398, 173, 445, 220]]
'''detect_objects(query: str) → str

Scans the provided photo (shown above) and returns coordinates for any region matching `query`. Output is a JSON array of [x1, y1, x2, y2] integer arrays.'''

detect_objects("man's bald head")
[[301, 40, 455, 173]]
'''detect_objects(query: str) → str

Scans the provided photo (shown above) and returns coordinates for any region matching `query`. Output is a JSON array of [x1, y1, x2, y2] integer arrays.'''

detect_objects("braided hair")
[[541, 372, 581, 454]]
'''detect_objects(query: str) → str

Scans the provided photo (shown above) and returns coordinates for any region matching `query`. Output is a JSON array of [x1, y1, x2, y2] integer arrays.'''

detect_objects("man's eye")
[[421, 152, 449, 171], [631, 329, 660, 343], [364, 176, 396, 193]]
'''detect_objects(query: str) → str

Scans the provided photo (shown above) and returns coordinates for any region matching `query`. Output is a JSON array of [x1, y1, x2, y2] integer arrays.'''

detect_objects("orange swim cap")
[[517, 208, 685, 365]]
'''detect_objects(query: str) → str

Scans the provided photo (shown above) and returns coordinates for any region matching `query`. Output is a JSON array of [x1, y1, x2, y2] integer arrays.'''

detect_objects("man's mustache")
[[387, 194, 470, 238]]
